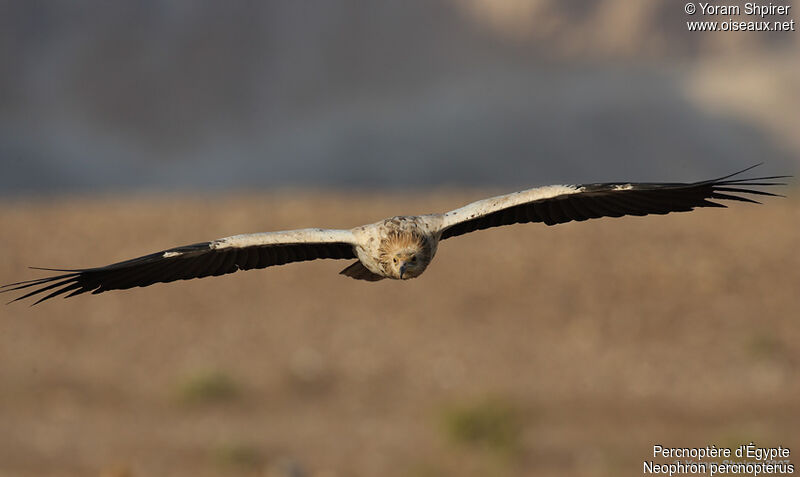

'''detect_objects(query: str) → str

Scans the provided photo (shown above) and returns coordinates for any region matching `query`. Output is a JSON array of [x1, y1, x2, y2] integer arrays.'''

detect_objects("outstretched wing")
[[2, 229, 357, 305], [439, 164, 788, 240]]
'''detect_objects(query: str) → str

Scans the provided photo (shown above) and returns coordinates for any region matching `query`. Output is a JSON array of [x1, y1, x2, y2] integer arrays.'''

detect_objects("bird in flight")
[[2, 164, 787, 305]]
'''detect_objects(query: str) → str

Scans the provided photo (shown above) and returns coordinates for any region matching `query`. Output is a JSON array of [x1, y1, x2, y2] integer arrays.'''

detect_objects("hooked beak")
[[399, 262, 408, 279]]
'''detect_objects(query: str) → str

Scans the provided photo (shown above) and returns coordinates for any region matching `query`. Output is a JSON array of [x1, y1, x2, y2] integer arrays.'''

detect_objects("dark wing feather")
[[2, 241, 356, 305], [441, 164, 788, 240]]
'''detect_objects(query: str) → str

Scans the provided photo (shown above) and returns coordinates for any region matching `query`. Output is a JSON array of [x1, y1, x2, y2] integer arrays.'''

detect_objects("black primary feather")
[[440, 164, 788, 240], [2, 164, 789, 304], [2, 242, 355, 305]]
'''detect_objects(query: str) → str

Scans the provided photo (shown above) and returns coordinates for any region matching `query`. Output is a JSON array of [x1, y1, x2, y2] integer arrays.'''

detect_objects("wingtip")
[[29, 266, 83, 272], [6, 294, 27, 306], [710, 163, 763, 183]]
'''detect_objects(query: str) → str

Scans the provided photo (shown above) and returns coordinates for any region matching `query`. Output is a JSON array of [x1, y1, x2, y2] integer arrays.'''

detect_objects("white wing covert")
[[438, 165, 787, 240], [2, 228, 357, 305]]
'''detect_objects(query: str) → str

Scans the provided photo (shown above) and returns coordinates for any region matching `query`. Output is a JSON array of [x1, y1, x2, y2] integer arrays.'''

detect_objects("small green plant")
[[747, 333, 783, 360], [177, 369, 239, 404], [213, 442, 263, 470], [442, 398, 523, 455]]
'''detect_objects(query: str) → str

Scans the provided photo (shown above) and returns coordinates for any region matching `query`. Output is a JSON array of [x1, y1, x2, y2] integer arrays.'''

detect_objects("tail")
[[339, 261, 385, 281]]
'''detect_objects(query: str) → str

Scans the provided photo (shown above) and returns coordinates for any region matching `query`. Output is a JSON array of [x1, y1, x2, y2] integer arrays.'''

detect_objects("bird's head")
[[378, 231, 431, 280], [388, 249, 424, 279]]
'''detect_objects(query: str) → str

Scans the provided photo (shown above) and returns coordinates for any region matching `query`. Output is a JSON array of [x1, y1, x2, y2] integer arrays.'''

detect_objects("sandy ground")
[[1, 191, 798, 477]]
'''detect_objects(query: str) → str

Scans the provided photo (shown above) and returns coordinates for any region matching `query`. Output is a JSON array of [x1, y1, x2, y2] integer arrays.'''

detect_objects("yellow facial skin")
[[377, 229, 432, 280], [391, 250, 423, 279]]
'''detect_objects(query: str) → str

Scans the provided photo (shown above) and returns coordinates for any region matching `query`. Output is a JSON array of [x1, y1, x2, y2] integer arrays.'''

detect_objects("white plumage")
[[2, 165, 787, 304]]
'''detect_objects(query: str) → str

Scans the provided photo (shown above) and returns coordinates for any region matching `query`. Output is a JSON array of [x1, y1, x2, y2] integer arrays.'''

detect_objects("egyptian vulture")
[[2, 165, 787, 305]]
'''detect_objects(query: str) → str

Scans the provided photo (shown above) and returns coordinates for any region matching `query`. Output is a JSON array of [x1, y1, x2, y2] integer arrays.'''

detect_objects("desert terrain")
[[1, 191, 798, 477]]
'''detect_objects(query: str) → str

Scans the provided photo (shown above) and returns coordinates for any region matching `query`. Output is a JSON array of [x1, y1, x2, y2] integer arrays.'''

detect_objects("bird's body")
[[351, 215, 440, 280], [2, 165, 788, 304]]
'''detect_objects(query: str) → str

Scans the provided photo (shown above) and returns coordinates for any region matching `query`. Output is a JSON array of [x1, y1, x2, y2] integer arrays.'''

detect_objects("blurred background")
[[0, 1, 798, 476], [1, 0, 798, 194]]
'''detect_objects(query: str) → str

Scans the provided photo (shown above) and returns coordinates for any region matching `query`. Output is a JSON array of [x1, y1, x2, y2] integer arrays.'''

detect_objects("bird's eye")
[[393, 258, 397, 263], [411, 256, 417, 262]]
